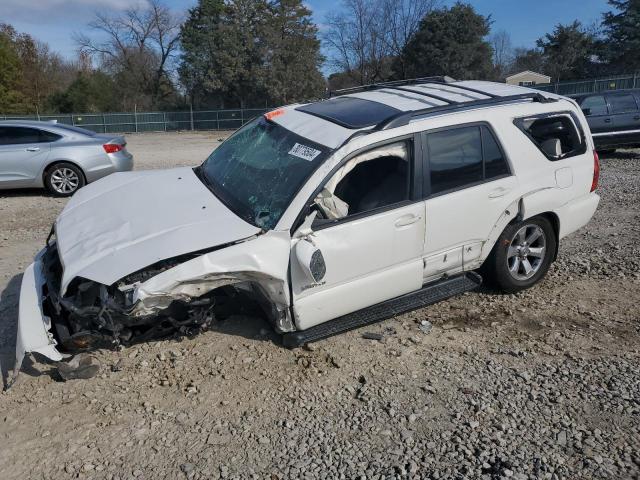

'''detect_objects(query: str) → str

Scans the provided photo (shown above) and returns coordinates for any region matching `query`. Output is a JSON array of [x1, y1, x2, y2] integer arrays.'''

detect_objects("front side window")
[[607, 93, 638, 114], [580, 95, 608, 116], [516, 114, 585, 161], [313, 140, 411, 221], [0, 127, 61, 145], [199, 117, 331, 230]]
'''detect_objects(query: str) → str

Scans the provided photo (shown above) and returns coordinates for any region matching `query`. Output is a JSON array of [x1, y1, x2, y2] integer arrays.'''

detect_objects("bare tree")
[[381, 0, 440, 79], [324, 0, 439, 86], [74, 0, 181, 108], [490, 30, 514, 79]]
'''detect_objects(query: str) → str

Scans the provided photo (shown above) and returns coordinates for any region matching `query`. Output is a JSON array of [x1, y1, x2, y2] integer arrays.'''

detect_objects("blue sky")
[[0, 0, 613, 70]]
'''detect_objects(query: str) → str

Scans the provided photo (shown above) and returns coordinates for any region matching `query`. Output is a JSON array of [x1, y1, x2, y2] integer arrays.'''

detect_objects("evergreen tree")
[[263, 0, 325, 104], [395, 2, 494, 80], [536, 21, 597, 81], [179, 0, 325, 109], [602, 0, 640, 72]]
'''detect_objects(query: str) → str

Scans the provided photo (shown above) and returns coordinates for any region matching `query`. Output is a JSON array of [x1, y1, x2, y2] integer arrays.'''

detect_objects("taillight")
[[103, 143, 124, 154], [591, 150, 600, 192]]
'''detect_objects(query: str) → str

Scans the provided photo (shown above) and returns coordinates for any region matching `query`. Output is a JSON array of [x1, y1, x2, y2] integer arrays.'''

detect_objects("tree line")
[[1, 0, 639, 115]]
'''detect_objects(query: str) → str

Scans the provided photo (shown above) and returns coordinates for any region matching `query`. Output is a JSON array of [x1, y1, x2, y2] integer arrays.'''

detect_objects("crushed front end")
[[11, 242, 274, 387]]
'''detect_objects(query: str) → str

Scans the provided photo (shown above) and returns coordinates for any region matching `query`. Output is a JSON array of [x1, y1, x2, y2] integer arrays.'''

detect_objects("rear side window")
[[607, 93, 638, 114], [580, 95, 608, 116], [515, 114, 586, 161], [425, 124, 510, 195], [0, 127, 62, 145]]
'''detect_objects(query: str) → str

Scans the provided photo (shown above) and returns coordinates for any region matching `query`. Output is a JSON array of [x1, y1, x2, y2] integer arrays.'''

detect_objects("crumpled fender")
[[9, 255, 66, 389], [131, 230, 292, 326]]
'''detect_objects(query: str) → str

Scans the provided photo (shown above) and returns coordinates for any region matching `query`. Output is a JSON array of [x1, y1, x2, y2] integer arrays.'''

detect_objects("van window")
[[581, 95, 608, 116], [425, 125, 510, 195], [607, 93, 638, 114], [516, 114, 585, 161]]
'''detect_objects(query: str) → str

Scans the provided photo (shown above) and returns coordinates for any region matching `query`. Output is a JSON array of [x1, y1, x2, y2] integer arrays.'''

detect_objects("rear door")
[[605, 92, 640, 145], [421, 124, 517, 279], [0, 127, 56, 187]]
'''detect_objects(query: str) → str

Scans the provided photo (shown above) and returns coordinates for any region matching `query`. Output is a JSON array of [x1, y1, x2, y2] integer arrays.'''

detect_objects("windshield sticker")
[[288, 143, 322, 162]]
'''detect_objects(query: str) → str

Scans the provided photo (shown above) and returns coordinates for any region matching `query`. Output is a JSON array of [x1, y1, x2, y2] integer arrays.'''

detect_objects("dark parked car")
[[572, 89, 640, 151]]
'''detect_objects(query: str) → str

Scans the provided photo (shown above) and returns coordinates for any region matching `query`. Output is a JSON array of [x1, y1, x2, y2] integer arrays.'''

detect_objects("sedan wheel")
[[45, 162, 86, 197]]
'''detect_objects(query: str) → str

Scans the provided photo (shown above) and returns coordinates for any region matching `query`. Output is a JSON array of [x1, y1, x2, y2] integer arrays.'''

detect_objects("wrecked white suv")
[[14, 79, 600, 378]]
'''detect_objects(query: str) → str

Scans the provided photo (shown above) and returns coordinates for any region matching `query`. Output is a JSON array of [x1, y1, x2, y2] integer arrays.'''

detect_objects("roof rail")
[[329, 76, 455, 97], [375, 92, 556, 131]]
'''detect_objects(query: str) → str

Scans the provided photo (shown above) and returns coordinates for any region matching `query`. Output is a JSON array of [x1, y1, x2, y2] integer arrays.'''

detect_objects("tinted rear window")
[[607, 94, 638, 114], [296, 97, 401, 129]]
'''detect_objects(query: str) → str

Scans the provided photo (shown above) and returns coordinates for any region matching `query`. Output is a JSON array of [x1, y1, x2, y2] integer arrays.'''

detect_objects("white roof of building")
[[505, 70, 551, 82]]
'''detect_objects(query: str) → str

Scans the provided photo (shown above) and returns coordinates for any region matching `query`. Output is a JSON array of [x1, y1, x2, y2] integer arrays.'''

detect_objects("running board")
[[282, 272, 482, 348]]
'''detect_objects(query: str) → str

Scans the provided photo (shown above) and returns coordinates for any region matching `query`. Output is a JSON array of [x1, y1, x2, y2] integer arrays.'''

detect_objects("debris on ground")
[[56, 354, 101, 381], [419, 320, 433, 334], [361, 332, 384, 341]]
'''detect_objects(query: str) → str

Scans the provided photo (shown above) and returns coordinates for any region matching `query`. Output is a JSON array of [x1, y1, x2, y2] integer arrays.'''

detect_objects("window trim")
[[513, 110, 587, 162], [290, 132, 423, 233], [420, 121, 513, 199]]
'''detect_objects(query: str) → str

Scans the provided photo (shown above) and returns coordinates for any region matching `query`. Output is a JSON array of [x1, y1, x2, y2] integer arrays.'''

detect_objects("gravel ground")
[[0, 133, 638, 480]]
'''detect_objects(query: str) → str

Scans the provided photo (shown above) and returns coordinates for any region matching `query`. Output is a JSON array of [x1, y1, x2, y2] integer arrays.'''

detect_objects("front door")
[[290, 136, 426, 330], [0, 127, 52, 187]]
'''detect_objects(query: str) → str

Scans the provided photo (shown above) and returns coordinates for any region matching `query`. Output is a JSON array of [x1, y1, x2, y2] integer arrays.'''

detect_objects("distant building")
[[505, 71, 551, 87]]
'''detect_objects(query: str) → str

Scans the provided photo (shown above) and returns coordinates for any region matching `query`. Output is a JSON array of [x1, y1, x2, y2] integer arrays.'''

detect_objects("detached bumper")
[[11, 254, 64, 385]]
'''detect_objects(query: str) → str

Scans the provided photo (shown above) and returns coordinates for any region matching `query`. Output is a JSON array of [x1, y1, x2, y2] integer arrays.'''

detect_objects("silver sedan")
[[0, 120, 134, 196]]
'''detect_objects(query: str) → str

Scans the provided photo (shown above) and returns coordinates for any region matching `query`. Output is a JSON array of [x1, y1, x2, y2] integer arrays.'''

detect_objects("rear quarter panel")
[[496, 101, 596, 237], [45, 141, 115, 183]]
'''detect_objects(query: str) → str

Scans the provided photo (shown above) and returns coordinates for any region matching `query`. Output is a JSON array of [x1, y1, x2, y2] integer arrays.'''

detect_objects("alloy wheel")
[[50, 167, 80, 194], [506, 224, 547, 281]]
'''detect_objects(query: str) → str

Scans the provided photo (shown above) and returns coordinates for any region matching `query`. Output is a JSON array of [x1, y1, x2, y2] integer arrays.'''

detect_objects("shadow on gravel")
[[599, 149, 638, 160], [0, 274, 22, 389], [0, 188, 50, 199]]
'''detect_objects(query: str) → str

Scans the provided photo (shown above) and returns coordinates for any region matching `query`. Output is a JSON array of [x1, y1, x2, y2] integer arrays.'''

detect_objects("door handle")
[[488, 186, 511, 198], [395, 214, 421, 227], [604, 118, 612, 123], [26, 147, 40, 152], [634, 116, 640, 120]]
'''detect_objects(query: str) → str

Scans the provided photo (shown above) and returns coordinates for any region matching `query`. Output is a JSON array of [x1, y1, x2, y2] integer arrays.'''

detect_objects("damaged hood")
[[55, 167, 261, 293]]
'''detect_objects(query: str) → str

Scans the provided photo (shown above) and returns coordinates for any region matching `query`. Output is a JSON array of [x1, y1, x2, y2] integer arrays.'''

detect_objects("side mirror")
[[581, 107, 591, 116], [295, 239, 326, 283]]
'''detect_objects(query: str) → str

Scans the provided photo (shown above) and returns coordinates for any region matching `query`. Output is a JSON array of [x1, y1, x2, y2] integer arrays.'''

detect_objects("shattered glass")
[[200, 117, 331, 229]]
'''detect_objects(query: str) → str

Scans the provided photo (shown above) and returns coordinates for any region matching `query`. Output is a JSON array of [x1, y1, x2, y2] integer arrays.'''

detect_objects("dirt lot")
[[0, 132, 638, 479]]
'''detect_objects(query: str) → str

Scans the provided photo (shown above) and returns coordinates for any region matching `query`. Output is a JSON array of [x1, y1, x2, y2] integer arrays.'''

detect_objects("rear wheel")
[[45, 162, 85, 196], [484, 216, 557, 293]]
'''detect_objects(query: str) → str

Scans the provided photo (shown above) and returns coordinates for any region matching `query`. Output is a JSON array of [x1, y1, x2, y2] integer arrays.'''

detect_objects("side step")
[[282, 272, 482, 348]]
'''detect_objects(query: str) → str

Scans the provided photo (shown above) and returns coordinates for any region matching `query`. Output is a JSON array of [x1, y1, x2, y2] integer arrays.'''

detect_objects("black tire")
[[483, 216, 557, 294], [44, 162, 86, 197]]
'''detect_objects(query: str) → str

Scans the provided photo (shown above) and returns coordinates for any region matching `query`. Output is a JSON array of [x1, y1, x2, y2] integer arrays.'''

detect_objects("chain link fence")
[[534, 73, 640, 96], [0, 108, 271, 134]]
